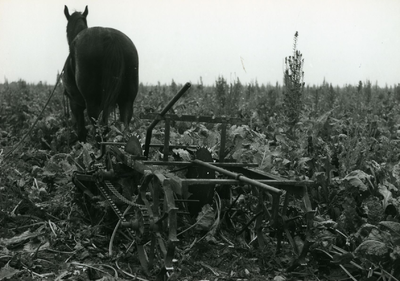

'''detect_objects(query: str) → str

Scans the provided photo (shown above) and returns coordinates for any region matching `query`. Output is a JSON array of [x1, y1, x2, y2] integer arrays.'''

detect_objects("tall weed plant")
[[283, 31, 305, 138]]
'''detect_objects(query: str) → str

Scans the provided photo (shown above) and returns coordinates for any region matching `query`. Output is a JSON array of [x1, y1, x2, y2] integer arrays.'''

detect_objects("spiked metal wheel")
[[134, 171, 178, 275]]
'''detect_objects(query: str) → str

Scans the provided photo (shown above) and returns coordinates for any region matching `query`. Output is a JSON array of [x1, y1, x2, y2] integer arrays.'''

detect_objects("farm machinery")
[[71, 83, 315, 277]]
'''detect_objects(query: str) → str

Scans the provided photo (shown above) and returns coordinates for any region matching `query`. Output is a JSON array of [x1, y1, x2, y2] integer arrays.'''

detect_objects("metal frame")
[[72, 82, 315, 277]]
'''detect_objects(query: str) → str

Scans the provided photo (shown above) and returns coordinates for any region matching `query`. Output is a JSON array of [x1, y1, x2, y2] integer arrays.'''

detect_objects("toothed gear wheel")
[[125, 134, 143, 157], [194, 146, 213, 160], [186, 146, 216, 216]]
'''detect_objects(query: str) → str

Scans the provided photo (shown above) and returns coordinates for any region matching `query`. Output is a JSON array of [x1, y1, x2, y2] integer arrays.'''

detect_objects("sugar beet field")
[[1, 35, 400, 280]]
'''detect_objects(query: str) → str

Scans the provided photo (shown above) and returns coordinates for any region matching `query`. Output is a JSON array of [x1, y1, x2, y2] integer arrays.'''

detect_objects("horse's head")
[[64, 6, 89, 45]]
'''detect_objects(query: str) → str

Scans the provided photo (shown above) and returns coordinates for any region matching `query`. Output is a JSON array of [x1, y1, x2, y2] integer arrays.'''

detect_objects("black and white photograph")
[[0, 1, 399, 280]]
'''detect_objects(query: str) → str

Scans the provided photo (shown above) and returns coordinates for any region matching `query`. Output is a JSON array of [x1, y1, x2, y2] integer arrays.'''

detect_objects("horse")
[[62, 5, 139, 142]]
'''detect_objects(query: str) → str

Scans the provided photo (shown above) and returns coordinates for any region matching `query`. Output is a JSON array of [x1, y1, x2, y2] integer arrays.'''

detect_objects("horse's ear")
[[82, 6, 88, 18], [64, 5, 70, 20]]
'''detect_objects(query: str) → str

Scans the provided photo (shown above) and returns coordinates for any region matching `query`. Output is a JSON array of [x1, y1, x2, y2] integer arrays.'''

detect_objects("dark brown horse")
[[63, 6, 139, 142]]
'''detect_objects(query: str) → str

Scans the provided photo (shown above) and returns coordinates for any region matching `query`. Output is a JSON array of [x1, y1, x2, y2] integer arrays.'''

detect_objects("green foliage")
[[0, 79, 65, 149]]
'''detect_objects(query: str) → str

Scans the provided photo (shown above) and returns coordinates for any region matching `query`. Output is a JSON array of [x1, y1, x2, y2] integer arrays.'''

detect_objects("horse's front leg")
[[86, 104, 104, 141]]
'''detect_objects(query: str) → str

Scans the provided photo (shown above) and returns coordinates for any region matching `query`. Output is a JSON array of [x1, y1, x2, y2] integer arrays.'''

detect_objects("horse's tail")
[[100, 38, 125, 123]]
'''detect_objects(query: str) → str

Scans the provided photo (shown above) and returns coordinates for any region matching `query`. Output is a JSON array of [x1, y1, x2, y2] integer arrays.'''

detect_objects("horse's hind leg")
[[70, 101, 87, 142], [118, 99, 134, 133], [118, 73, 138, 134]]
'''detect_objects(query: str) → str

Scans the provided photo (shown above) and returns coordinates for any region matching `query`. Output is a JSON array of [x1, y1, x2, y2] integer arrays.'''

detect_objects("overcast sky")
[[0, 0, 399, 87]]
